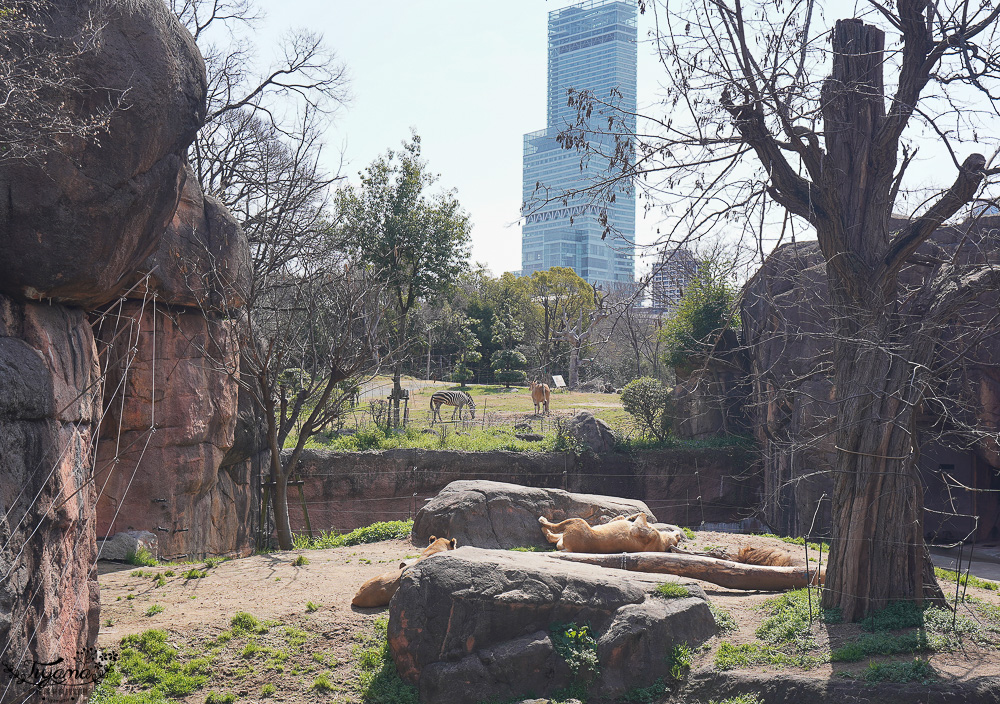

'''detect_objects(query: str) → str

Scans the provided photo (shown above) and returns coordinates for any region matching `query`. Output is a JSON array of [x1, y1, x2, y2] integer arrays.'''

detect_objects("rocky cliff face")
[[741, 222, 1000, 539], [0, 1, 224, 699], [0, 298, 103, 703]]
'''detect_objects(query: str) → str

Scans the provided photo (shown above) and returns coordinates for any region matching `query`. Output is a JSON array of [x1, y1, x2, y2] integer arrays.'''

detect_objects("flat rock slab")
[[412, 480, 656, 550], [682, 669, 1000, 704], [388, 547, 716, 703]]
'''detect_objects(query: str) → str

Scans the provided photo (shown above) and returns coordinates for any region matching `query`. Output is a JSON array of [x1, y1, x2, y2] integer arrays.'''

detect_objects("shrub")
[[621, 377, 673, 441], [145, 604, 164, 617], [125, 547, 158, 567], [661, 258, 739, 370], [492, 349, 528, 388]]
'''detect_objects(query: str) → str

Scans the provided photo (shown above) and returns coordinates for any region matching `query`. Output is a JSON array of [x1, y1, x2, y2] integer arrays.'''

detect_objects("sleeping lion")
[[351, 535, 456, 608], [538, 512, 684, 553]]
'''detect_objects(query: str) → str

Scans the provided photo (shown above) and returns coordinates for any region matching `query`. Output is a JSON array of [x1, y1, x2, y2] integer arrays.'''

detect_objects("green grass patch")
[[682, 527, 696, 540], [310, 673, 335, 693], [125, 547, 158, 567], [755, 589, 839, 648], [306, 601, 320, 613], [292, 554, 309, 566], [295, 519, 414, 550], [230, 612, 268, 636], [713, 641, 823, 670], [204, 692, 235, 704], [710, 696, 763, 704], [831, 630, 935, 662], [261, 683, 275, 697], [183, 568, 208, 580], [654, 582, 690, 599], [93, 629, 211, 701], [666, 643, 692, 680], [934, 566, 999, 592], [858, 658, 937, 683], [508, 545, 555, 552], [353, 616, 419, 704], [144, 604, 164, 617], [860, 601, 925, 632], [710, 603, 738, 635]]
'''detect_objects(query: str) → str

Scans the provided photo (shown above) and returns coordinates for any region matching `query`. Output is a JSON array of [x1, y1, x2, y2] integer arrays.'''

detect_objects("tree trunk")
[[264, 395, 294, 550], [568, 344, 579, 389], [392, 366, 402, 428], [547, 552, 823, 591], [821, 304, 944, 620]]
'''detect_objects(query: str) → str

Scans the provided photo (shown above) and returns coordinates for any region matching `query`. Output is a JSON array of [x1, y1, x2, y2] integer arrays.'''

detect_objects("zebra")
[[430, 390, 476, 424]]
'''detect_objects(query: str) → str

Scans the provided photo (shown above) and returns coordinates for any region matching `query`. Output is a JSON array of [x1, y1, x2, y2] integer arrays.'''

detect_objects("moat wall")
[[286, 446, 760, 534]]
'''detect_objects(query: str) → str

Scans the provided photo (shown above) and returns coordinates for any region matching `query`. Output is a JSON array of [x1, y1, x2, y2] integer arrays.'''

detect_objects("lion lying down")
[[538, 512, 684, 553], [351, 536, 456, 608]]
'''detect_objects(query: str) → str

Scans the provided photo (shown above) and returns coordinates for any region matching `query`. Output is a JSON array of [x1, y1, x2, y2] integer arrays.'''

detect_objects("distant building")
[[521, 0, 637, 288], [649, 247, 698, 310]]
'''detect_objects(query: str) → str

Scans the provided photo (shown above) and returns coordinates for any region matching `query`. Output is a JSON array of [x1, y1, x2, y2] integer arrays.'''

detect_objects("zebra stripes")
[[430, 390, 476, 423]]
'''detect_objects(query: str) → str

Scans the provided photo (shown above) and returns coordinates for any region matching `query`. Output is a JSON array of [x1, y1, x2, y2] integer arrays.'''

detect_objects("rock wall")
[[0, 0, 216, 697], [287, 447, 759, 535], [0, 296, 101, 703], [741, 222, 1000, 540]]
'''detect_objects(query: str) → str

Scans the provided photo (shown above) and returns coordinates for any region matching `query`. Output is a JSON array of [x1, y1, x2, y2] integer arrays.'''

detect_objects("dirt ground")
[[96, 531, 1000, 703]]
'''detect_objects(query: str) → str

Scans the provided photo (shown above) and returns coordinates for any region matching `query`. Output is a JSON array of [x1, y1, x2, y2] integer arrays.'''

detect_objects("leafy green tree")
[[621, 377, 673, 442], [661, 260, 739, 371], [523, 267, 596, 375], [451, 323, 482, 388], [492, 349, 528, 388], [338, 133, 471, 424]]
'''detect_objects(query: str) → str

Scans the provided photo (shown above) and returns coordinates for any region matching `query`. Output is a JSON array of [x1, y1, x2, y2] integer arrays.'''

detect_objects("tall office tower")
[[521, 0, 637, 287], [649, 246, 698, 310]]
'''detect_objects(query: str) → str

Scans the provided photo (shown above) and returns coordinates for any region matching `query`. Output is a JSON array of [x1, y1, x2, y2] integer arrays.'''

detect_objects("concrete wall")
[[287, 446, 760, 534]]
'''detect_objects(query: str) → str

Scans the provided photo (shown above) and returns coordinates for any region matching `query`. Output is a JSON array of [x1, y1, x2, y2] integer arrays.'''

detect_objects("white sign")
[[551, 375, 566, 388]]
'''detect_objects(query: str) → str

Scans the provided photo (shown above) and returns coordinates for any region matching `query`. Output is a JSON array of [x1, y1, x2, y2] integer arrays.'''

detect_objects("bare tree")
[[0, 0, 124, 164], [563, 0, 1000, 619]]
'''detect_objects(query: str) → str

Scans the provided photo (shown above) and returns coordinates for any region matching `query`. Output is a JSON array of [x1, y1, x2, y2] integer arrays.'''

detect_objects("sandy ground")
[[96, 532, 1000, 702]]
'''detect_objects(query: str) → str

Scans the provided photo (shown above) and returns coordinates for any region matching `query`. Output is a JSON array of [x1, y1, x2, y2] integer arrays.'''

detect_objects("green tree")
[[492, 349, 528, 388], [621, 377, 673, 442], [661, 260, 739, 371], [451, 323, 482, 388], [338, 133, 471, 424], [523, 267, 596, 375]]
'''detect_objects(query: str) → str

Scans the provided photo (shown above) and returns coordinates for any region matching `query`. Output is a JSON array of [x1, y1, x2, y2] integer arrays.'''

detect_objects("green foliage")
[[310, 673, 335, 693], [666, 643, 692, 680], [858, 658, 937, 683], [860, 601, 925, 632], [492, 349, 528, 388], [451, 322, 483, 387], [204, 691, 236, 704], [295, 520, 414, 550], [230, 612, 269, 636], [830, 630, 935, 662], [621, 377, 674, 441], [292, 554, 309, 566], [183, 568, 208, 580], [709, 696, 763, 704], [661, 259, 739, 369], [153, 574, 166, 588], [551, 622, 600, 683], [713, 641, 823, 670], [682, 527, 696, 540], [620, 679, 668, 703], [353, 616, 420, 704], [145, 604, 164, 617], [710, 603, 738, 635], [109, 630, 211, 699], [654, 582, 690, 599], [755, 589, 839, 647], [125, 547, 158, 567], [509, 545, 555, 552], [261, 683, 276, 697], [935, 566, 1000, 591], [306, 601, 320, 613], [753, 533, 831, 554]]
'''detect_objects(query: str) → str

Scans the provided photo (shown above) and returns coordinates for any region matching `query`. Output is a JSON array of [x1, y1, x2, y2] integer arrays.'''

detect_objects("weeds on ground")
[[353, 616, 419, 704], [710, 603, 738, 635], [654, 582, 690, 599], [293, 554, 309, 566], [682, 527, 696, 540], [90, 629, 212, 703], [144, 604, 164, 617], [125, 547, 158, 567], [183, 568, 207, 580], [666, 643, 692, 680], [204, 692, 236, 704], [856, 658, 937, 684], [934, 566, 999, 592], [295, 519, 414, 550]]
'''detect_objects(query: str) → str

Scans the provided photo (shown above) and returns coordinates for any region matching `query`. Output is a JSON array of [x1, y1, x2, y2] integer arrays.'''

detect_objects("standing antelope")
[[430, 390, 476, 424], [530, 380, 550, 415]]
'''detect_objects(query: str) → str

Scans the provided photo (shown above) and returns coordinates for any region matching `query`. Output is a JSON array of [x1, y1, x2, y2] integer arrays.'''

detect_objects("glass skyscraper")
[[521, 0, 637, 287]]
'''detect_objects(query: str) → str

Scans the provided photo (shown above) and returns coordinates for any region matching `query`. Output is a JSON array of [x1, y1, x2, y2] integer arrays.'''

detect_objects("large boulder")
[[413, 480, 657, 549], [94, 302, 248, 559], [0, 295, 101, 702], [122, 163, 249, 309], [565, 411, 617, 453], [388, 548, 716, 703], [0, 0, 207, 307]]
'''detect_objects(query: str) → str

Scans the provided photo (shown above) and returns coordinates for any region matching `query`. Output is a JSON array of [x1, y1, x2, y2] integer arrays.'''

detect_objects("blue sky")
[[256, 1, 665, 276]]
